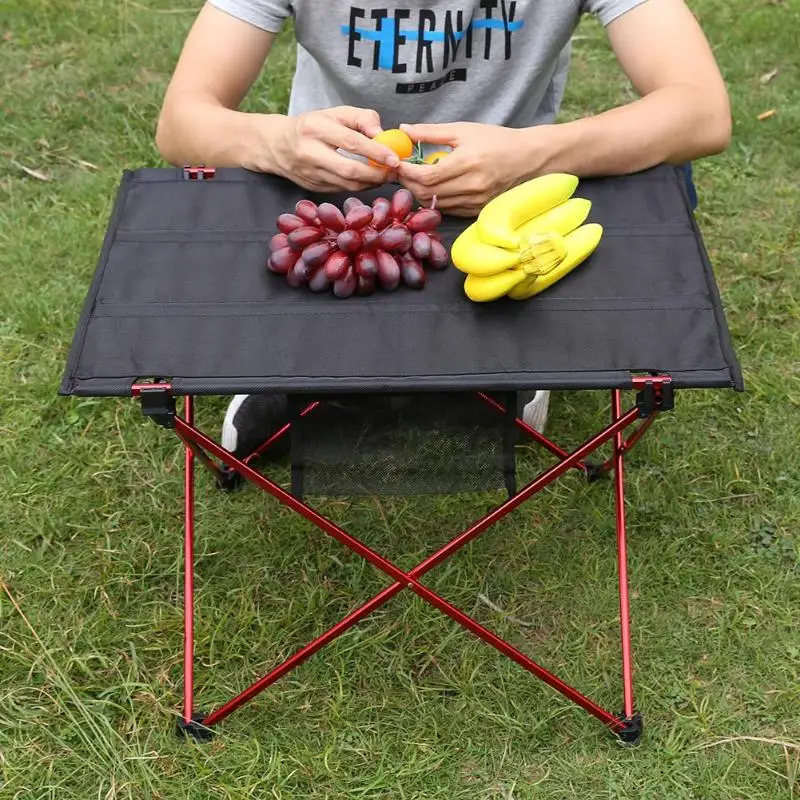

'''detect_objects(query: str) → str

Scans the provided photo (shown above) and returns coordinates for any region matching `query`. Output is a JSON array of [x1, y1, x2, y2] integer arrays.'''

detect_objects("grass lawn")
[[1, 1, 799, 797]]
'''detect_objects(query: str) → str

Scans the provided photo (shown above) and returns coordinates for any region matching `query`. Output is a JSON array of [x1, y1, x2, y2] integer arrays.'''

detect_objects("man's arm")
[[396, 0, 731, 214], [155, 3, 283, 169], [530, 0, 732, 176], [155, 3, 400, 190]]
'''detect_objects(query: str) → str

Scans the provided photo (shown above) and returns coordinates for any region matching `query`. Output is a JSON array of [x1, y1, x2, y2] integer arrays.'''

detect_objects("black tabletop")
[[59, 164, 742, 397]]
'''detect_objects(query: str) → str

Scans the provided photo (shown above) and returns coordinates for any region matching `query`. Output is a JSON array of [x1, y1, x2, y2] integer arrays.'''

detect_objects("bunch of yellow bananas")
[[452, 174, 604, 302]]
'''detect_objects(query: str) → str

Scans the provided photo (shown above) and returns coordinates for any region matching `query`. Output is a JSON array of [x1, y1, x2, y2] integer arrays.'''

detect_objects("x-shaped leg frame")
[[134, 378, 674, 745]]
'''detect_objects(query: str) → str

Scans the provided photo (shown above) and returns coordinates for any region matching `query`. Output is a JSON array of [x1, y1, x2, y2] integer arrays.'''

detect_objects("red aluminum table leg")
[[169, 400, 649, 738], [174, 396, 213, 741], [184, 395, 195, 724], [135, 380, 672, 744], [613, 389, 635, 719], [180, 409, 635, 732]]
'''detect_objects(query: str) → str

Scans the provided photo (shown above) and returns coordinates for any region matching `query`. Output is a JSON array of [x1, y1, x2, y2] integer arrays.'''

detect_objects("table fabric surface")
[[59, 165, 743, 397]]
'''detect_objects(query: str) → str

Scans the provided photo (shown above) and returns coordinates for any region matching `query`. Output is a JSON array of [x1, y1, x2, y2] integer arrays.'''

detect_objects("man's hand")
[[395, 122, 535, 216], [395, 0, 732, 208], [265, 106, 401, 193], [156, 6, 399, 192]]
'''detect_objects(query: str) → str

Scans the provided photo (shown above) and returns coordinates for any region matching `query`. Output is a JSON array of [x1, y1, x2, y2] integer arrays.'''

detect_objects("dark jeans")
[[682, 162, 698, 210]]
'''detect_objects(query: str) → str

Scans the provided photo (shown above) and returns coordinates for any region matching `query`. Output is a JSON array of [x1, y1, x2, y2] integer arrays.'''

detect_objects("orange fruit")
[[424, 150, 450, 165], [370, 129, 414, 165]]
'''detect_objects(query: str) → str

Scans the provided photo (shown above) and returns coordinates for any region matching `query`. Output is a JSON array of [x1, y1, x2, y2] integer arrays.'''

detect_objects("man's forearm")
[[155, 98, 287, 172], [527, 85, 732, 178]]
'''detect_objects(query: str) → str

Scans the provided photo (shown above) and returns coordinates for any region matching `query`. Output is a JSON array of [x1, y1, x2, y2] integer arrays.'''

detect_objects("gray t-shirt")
[[208, 0, 647, 130]]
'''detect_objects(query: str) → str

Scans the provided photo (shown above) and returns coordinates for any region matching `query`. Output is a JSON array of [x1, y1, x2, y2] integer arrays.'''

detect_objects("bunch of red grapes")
[[267, 188, 448, 298]]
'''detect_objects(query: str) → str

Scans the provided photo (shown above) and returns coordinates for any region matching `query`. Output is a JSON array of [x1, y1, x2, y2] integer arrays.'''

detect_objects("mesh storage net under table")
[[60, 163, 742, 744]]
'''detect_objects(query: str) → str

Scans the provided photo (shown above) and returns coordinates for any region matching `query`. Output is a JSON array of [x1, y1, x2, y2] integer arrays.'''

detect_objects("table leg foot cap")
[[176, 713, 214, 742], [216, 465, 242, 492], [585, 461, 607, 483], [615, 712, 643, 745]]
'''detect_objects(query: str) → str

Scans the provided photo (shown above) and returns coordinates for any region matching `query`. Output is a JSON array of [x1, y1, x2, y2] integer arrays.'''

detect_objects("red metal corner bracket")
[[131, 381, 173, 396], [631, 375, 674, 418], [182, 166, 216, 180]]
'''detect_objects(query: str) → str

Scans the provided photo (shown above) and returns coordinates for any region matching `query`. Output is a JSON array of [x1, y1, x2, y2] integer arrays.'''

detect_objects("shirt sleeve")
[[581, 0, 650, 27], [207, 0, 291, 33]]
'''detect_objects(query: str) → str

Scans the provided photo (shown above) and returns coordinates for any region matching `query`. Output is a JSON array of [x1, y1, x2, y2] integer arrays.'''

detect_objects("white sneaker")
[[521, 390, 550, 434], [221, 393, 289, 458]]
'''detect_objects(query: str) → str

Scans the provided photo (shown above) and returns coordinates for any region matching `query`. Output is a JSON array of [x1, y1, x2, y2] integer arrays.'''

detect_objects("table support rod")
[[174, 405, 640, 730], [612, 390, 635, 720]]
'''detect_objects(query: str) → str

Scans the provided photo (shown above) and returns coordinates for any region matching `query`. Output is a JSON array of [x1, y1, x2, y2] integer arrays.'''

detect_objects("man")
[[156, 0, 730, 458]]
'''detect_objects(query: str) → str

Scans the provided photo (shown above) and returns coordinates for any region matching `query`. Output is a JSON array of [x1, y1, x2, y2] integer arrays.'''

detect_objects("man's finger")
[[396, 151, 470, 187], [319, 176, 377, 193], [400, 178, 467, 205], [397, 177, 480, 215], [320, 119, 400, 168], [305, 164, 382, 194], [431, 195, 484, 216], [399, 122, 459, 145], [311, 141, 392, 184], [332, 106, 384, 139]]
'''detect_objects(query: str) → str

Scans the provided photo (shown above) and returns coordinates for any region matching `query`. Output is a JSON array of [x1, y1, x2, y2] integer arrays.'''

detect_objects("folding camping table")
[[59, 163, 743, 745]]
